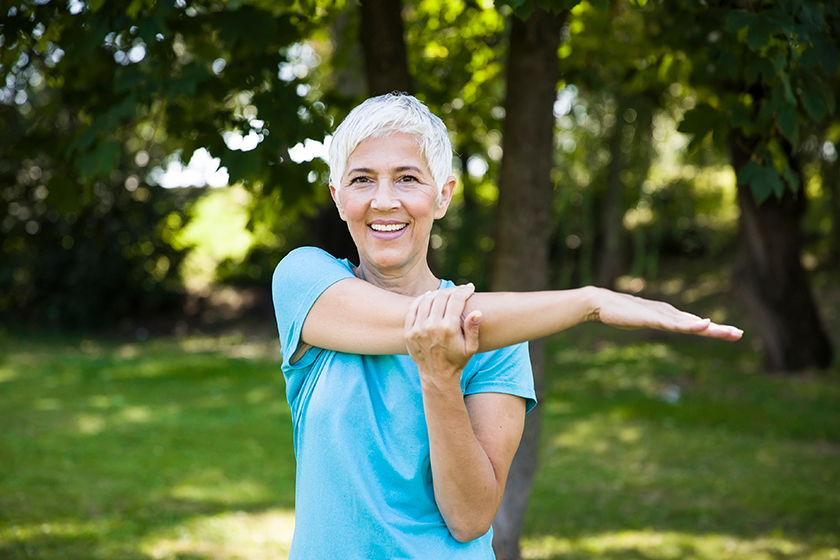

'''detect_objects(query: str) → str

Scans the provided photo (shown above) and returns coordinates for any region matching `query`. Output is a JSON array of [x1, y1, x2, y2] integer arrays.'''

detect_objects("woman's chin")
[[360, 247, 427, 274]]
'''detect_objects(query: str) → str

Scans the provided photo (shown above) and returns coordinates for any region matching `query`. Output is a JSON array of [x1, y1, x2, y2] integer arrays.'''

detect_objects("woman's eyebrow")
[[394, 166, 423, 173], [347, 167, 375, 174]]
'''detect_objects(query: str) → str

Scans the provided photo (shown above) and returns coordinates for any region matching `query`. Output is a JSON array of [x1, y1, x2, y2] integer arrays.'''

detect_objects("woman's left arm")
[[405, 289, 526, 542]]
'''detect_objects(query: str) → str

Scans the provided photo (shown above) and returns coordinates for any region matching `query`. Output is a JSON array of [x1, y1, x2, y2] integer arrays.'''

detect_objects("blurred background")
[[1, 1, 839, 559]]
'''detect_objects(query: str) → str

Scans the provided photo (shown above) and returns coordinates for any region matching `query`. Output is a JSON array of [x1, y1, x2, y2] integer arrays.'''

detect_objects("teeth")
[[370, 223, 406, 232]]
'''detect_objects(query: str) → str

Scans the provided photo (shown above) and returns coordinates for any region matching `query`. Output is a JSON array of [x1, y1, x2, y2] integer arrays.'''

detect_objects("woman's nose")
[[370, 181, 400, 210]]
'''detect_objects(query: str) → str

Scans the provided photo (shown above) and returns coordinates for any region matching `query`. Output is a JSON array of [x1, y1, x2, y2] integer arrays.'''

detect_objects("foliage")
[[651, 0, 840, 204], [0, 175, 190, 329], [0, 0, 339, 326], [1, 0, 333, 207]]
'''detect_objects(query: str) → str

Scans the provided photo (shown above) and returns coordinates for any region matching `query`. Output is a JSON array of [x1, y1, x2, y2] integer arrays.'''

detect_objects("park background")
[[1, 0, 839, 559]]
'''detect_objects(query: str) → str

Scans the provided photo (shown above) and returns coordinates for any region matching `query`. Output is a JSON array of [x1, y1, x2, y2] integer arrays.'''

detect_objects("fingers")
[[662, 308, 744, 340], [615, 296, 744, 340], [443, 283, 475, 323], [405, 283, 475, 334], [696, 321, 744, 340], [463, 309, 482, 355]]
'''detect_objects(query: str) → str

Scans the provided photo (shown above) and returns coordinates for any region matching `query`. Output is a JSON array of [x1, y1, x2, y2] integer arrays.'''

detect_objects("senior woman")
[[272, 92, 742, 559]]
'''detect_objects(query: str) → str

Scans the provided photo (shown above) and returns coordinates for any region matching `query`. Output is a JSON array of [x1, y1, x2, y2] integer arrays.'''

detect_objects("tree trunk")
[[359, 0, 412, 96], [313, 0, 412, 262], [596, 98, 625, 288], [491, 8, 563, 560], [731, 133, 833, 371], [827, 151, 840, 268]]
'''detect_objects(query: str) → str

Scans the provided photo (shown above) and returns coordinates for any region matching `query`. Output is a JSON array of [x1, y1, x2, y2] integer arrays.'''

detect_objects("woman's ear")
[[434, 176, 457, 219], [329, 184, 346, 221]]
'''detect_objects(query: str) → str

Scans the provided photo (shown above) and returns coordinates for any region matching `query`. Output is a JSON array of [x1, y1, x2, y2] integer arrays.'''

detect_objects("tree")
[[653, 0, 838, 370], [489, 3, 566, 558], [0, 0, 335, 324]]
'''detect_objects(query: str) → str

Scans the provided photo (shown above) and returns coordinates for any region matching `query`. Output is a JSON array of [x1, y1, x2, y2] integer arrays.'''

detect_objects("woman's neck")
[[353, 259, 440, 297]]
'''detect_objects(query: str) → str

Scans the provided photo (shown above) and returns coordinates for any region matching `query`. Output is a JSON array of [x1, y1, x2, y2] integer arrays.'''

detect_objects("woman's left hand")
[[405, 284, 483, 380]]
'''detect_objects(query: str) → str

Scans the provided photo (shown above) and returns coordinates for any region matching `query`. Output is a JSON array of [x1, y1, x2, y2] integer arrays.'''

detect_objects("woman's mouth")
[[369, 223, 407, 232]]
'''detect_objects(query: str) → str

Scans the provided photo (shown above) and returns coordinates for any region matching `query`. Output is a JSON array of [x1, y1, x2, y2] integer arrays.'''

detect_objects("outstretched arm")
[[297, 278, 742, 359]]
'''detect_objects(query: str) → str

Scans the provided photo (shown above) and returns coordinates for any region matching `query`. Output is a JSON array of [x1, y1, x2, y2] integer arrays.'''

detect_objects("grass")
[[1, 291, 839, 559], [0, 332, 296, 560], [524, 325, 840, 560]]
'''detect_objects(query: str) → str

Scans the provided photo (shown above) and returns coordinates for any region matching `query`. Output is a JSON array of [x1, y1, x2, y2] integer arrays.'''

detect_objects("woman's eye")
[[349, 176, 371, 184], [398, 175, 419, 183]]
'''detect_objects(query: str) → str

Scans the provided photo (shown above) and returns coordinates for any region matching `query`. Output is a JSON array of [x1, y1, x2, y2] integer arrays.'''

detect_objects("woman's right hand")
[[404, 284, 482, 381], [588, 286, 743, 340]]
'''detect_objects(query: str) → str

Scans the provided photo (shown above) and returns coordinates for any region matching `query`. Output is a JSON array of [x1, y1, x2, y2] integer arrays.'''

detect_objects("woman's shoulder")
[[281, 245, 337, 263], [275, 246, 344, 272], [272, 246, 354, 291]]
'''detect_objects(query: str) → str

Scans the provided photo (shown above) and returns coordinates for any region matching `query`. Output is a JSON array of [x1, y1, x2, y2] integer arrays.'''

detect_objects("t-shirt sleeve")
[[463, 342, 537, 413], [272, 247, 356, 370]]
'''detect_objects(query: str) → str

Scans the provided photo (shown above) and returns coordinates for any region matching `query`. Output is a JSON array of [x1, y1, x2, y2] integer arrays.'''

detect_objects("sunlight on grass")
[[167, 473, 274, 505], [141, 509, 295, 560], [0, 364, 19, 382], [521, 530, 840, 560], [1, 518, 119, 544]]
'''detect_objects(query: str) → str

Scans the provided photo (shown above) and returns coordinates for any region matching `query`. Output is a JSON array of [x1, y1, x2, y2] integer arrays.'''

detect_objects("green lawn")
[[1, 322, 838, 560]]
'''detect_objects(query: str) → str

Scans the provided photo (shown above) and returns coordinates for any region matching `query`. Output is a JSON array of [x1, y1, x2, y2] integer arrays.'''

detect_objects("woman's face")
[[331, 132, 454, 279]]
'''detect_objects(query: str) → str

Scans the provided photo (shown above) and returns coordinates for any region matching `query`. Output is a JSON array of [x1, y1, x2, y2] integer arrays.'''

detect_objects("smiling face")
[[330, 132, 455, 292]]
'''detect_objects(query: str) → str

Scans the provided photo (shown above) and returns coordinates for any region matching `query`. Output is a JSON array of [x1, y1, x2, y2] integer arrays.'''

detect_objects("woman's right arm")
[[298, 278, 742, 357]]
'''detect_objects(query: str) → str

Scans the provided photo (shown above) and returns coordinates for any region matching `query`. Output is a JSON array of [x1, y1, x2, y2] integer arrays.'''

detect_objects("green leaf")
[[799, 2, 826, 28], [46, 176, 82, 215], [772, 51, 786, 74], [747, 15, 775, 52], [730, 104, 751, 127], [780, 72, 797, 106], [67, 125, 100, 156], [724, 11, 754, 35], [746, 58, 774, 84], [680, 104, 718, 153], [738, 160, 763, 185], [800, 73, 829, 122], [678, 103, 718, 136], [776, 104, 798, 146], [115, 67, 144, 94], [75, 141, 121, 179], [763, 8, 794, 34], [768, 166, 785, 199], [739, 161, 785, 205], [222, 149, 264, 185], [818, 43, 839, 74], [719, 50, 738, 80], [781, 163, 800, 193], [126, 0, 147, 19]]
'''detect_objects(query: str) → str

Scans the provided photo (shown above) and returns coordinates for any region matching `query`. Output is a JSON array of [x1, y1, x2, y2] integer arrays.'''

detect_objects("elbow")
[[447, 514, 494, 543]]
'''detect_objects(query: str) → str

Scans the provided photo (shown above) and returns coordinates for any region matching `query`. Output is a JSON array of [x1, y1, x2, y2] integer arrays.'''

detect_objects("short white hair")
[[328, 92, 452, 195]]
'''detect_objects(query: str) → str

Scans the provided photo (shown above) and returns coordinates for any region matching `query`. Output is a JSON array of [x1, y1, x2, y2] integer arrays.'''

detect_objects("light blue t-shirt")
[[272, 247, 536, 559]]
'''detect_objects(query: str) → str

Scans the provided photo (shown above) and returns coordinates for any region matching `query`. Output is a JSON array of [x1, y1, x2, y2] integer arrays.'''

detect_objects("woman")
[[272, 93, 742, 559]]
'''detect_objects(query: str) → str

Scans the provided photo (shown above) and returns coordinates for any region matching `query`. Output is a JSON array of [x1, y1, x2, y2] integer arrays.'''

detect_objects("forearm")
[[421, 378, 505, 542], [301, 278, 597, 356], [468, 287, 598, 353]]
